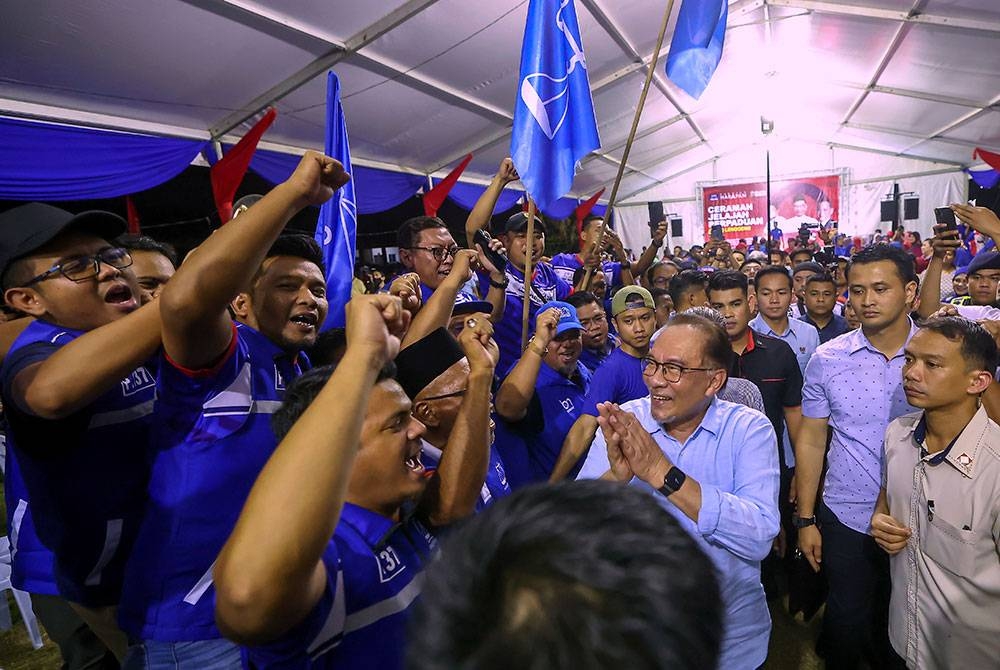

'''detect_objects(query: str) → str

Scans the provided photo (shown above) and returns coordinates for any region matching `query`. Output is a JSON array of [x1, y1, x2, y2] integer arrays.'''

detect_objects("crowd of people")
[[0, 152, 998, 670]]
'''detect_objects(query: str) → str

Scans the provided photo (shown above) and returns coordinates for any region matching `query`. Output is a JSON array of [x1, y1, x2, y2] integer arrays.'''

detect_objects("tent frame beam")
[[767, 0, 1000, 35]]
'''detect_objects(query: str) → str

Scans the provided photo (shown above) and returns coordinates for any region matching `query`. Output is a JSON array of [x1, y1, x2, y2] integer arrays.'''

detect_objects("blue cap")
[[452, 291, 493, 316], [538, 300, 583, 336]]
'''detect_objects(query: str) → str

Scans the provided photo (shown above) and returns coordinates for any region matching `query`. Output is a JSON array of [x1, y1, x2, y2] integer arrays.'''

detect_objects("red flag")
[[974, 147, 1000, 172], [125, 196, 141, 235], [210, 108, 277, 223], [574, 188, 605, 235], [423, 154, 473, 216]]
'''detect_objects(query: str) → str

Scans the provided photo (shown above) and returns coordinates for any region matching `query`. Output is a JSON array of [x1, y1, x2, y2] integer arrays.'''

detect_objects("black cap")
[[394, 327, 466, 399], [0, 203, 127, 280], [967, 251, 1000, 275], [502, 212, 546, 234]]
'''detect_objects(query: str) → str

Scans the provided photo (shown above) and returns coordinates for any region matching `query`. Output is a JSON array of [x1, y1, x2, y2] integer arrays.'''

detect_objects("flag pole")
[[521, 199, 538, 351], [582, 0, 676, 290]]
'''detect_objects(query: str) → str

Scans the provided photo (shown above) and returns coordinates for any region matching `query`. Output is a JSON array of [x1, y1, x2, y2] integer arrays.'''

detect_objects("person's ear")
[[968, 370, 993, 397], [230, 292, 252, 320], [4, 287, 46, 318], [904, 280, 918, 306], [412, 401, 439, 428], [399, 248, 414, 270], [707, 369, 727, 396]]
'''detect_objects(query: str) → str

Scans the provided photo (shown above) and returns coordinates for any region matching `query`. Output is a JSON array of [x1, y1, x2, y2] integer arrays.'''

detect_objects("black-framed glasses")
[[408, 245, 459, 262], [421, 388, 466, 402], [24, 247, 133, 286], [641, 357, 717, 383]]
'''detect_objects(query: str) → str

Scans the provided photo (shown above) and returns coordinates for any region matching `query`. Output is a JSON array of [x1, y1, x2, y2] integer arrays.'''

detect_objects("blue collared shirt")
[[801, 321, 918, 534], [750, 314, 819, 375], [577, 397, 779, 670]]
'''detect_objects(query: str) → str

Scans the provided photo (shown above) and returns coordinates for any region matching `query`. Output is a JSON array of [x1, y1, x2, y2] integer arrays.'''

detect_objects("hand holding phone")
[[473, 229, 508, 273], [934, 207, 957, 232]]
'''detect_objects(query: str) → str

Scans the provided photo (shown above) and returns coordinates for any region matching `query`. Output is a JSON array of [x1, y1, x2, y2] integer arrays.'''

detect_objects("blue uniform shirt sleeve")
[[581, 360, 619, 416], [695, 413, 780, 562], [801, 350, 830, 419]]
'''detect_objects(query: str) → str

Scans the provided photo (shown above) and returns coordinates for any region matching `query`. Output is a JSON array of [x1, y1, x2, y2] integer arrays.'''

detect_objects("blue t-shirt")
[[243, 503, 436, 669], [577, 333, 619, 375], [419, 441, 510, 512], [119, 322, 308, 641], [0, 320, 155, 606], [497, 361, 591, 485], [581, 348, 648, 416], [549, 253, 623, 288], [478, 262, 571, 377], [3, 439, 58, 596]]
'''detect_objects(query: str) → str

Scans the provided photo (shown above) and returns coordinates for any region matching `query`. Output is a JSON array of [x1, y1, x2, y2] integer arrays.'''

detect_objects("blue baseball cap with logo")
[[538, 300, 583, 336]]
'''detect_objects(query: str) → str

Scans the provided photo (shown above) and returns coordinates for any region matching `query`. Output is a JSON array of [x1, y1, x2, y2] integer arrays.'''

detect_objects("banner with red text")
[[700, 173, 842, 243]]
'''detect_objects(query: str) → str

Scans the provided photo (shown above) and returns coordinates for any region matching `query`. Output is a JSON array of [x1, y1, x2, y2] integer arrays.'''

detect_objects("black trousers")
[[816, 502, 901, 670], [30, 593, 119, 670]]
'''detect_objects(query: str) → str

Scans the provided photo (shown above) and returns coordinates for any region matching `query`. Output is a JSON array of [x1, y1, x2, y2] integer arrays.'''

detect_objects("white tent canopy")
[[2, 0, 998, 247]]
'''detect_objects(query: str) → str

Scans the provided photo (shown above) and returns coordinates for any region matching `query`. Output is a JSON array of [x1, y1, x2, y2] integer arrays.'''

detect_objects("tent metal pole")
[[582, 0, 676, 291]]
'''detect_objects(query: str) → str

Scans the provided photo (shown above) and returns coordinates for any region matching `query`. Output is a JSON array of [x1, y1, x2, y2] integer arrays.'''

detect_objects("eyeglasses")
[[24, 247, 133, 286], [641, 357, 717, 383], [408, 245, 459, 262], [420, 388, 466, 402]]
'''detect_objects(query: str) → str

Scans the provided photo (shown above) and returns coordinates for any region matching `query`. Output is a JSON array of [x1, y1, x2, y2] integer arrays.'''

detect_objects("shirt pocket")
[[921, 512, 976, 578]]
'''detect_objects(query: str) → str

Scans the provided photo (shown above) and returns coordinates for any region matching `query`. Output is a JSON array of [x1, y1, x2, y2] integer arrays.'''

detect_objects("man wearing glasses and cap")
[[576, 311, 779, 670], [0, 202, 162, 659]]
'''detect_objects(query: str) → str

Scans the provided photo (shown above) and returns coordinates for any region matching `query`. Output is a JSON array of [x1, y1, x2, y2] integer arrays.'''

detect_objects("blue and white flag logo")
[[512, 0, 600, 211], [315, 71, 357, 330]]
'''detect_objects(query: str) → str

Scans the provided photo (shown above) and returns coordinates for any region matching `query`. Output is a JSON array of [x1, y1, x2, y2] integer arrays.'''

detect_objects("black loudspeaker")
[[903, 197, 919, 220], [670, 217, 683, 238], [880, 200, 897, 223]]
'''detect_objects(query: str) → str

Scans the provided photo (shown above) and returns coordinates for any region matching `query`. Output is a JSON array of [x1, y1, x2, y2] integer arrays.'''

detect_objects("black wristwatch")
[[792, 515, 817, 528], [658, 466, 686, 498], [488, 274, 509, 289]]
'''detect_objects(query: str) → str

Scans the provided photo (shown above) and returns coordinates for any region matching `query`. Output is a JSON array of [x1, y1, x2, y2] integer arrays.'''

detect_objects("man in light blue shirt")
[[751, 265, 820, 375], [577, 311, 779, 670], [795, 244, 918, 669]]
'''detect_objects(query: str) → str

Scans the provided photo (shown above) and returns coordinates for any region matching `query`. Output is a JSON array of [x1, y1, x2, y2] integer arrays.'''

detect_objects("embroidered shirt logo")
[[121, 367, 155, 396]]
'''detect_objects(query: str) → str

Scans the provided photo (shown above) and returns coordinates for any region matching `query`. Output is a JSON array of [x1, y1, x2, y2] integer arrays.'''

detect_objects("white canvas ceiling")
[[2, 0, 999, 207]]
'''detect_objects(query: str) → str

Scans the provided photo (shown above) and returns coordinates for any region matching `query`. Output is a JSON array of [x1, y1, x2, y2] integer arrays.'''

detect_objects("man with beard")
[[118, 152, 348, 667], [495, 303, 591, 485]]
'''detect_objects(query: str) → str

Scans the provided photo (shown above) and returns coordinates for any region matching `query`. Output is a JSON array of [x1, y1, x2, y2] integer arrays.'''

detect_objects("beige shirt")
[[882, 407, 1000, 670]]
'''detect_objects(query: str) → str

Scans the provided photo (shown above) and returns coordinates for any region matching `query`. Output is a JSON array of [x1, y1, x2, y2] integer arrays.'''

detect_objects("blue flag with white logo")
[[665, 0, 728, 100], [511, 0, 600, 211], [315, 71, 357, 330]]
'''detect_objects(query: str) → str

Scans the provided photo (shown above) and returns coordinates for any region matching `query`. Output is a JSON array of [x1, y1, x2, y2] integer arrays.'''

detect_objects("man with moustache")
[[566, 291, 618, 374]]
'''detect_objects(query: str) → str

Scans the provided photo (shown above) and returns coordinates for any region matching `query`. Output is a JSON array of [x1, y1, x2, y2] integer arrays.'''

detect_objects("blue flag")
[[315, 71, 357, 330], [511, 0, 600, 211], [968, 168, 1000, 189], [665, 0, 728, 100]]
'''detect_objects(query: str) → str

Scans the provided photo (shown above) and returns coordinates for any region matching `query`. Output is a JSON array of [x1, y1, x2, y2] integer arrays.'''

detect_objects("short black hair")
[[307, 328, 347, 367], [790, 248, 813, 262], [397, 216, 448, 249], [271, 362, 396, 440], [847, 243, 917, 286], [566, 291, 601, 310], [707, 269, 748, 297], [115, 234, 179, 268], [753, 265, 792, 290], [408, 480, 722, 670], [646, 260, 679, 284], [739, 259, 762, 271], [665, 311, 733, 371], [262, 234, 326, 276], [919, 316, 999, 374], [805, 272, 836, 289], [667, 269, 708, 306], [650, 287, 671, 302], [571, 266, 605, 287]]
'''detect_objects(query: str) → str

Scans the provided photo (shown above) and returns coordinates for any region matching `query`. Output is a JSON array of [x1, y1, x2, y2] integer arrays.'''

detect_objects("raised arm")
[[214, 294, 407, 644], [13, 302, 162, 419], [464, 158, 519, 247], [495, 307, 559, 421], [549, 414, 598, 482], [918, 225, 959, 319], [630, 221, 667, 277], [418, 320, 498, 526], [160, 152, 349, 369]]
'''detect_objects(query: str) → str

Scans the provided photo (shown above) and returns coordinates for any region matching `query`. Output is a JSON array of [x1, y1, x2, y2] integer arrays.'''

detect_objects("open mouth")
[[104, 284, 134, 304], [289, 312, 318, 329], [404, 450, 426, 475]]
